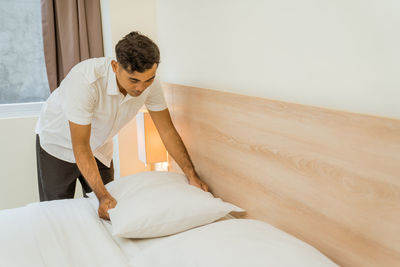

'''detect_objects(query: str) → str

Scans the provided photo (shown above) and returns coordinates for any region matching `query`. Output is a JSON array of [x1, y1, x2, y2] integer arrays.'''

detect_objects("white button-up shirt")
[[35, 57, 167, 167]]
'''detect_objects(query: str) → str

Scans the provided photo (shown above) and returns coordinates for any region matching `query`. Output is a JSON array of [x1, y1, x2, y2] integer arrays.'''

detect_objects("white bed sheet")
[[0, 198, 129, 267], [104, 214, 235, 263], [88, 196, 235, 264], [0, 197, 236, 267]]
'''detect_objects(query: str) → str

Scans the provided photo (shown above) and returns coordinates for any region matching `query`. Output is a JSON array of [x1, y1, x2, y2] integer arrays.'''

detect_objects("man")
[[35, 31, 209, 220]]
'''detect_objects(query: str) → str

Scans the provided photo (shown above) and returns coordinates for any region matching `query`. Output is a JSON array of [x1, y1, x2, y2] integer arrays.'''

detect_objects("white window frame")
[[0, 102, 44, 119]]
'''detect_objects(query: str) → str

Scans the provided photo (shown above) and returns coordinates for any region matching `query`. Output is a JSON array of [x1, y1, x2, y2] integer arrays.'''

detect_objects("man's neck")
[[116, 78, 127, 96]]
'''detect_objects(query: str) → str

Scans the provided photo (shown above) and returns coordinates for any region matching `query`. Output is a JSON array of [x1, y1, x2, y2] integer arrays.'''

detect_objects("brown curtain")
[[41, 0, 104, 92]]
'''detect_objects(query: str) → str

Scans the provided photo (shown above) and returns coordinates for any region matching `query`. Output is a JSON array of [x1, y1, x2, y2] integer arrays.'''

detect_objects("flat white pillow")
[[90, 171, 245, 238], [130, 219, 338, 267]]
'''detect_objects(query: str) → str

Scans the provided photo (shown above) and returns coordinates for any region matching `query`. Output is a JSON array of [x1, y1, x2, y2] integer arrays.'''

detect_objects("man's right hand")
[[98, 195, 117, 220]]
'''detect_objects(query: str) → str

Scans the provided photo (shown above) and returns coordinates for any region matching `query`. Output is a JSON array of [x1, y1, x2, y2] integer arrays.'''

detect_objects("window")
[[0, 0, 49, 105]]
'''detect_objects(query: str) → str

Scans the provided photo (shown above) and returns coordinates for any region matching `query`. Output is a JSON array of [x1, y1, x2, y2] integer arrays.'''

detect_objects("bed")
[[1, 83, 399, 267], [0, 171, 337, 267]]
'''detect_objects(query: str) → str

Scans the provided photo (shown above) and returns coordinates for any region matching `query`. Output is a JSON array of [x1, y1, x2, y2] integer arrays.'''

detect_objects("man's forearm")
[[161, 128, 196, 177], [73, 145, 110, 200]]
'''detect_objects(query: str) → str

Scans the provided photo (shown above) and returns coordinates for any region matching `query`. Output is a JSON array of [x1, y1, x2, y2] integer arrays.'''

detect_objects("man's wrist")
[[184, 169, 198, 181], [95, 189, 112, 202]]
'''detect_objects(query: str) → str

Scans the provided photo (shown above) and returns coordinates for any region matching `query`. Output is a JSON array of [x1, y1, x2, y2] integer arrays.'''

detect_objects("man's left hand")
[[188, 174, 210, 192]]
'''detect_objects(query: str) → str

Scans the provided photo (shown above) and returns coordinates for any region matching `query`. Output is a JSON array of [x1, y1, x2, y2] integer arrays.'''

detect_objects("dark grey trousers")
[[36, 134, 114, 201]]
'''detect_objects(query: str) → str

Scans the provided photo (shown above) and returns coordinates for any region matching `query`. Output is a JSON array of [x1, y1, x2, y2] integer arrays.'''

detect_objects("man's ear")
[[111, 60, 118, 73]]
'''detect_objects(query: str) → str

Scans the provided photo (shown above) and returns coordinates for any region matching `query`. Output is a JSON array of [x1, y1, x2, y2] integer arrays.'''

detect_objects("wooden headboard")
[[162, 82, 400, 267]]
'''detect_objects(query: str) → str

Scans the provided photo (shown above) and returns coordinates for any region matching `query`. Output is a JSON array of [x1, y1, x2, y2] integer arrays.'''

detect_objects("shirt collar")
[[106, 60, 120, 96]]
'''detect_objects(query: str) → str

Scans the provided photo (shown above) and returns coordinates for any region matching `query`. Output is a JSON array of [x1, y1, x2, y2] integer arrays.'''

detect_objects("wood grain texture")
[[163, 82, 400, 267]]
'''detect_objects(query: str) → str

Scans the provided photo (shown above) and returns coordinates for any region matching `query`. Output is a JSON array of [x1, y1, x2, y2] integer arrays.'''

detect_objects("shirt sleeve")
[[145, 78, 168, 111], [60, 71, 98, 125]]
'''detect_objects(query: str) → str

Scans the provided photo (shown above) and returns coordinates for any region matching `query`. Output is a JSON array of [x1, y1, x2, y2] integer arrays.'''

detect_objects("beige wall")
[[155, 0, 400, 119]]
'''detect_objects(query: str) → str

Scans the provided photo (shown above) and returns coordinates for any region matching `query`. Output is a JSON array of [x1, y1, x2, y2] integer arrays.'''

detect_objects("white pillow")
[[90, 171, 245, 238], [88, 171, 188, 200], [130, 219, 338, 267]]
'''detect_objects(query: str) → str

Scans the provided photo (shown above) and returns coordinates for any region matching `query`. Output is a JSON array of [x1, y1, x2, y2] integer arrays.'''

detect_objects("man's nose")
[[136, 83, 146, 92]]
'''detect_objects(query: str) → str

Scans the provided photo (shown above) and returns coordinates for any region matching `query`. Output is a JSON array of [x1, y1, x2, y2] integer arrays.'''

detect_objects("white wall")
[[156, 0, 400, 119], [0, 117, 39, 209], [0, 115, 84, 210], [102, 0, 157, 56]]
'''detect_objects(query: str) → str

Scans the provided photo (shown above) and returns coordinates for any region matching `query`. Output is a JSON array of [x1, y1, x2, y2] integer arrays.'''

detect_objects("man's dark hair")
[[115, 31, 160, 73]]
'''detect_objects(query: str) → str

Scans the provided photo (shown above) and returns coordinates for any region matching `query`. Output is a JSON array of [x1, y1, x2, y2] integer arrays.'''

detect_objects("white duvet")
[[0, 198, 129, 267]]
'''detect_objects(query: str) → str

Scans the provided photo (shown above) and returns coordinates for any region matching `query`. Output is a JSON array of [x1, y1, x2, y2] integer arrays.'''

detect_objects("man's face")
[[111, 60, 157, 97]]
